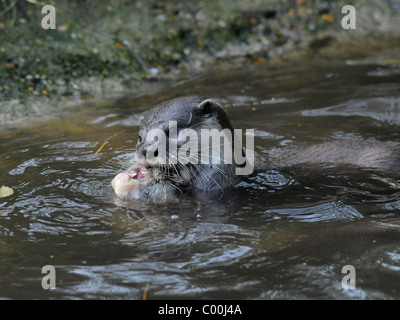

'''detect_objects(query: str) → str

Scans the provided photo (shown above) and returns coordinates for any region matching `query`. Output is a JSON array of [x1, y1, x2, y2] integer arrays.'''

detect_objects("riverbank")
[[1, 0, 400, 128]]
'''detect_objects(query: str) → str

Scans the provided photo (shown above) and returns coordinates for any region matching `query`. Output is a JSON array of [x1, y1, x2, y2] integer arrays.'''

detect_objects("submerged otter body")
[[270, 141, 400, 173], [112, 96, 400, 202]]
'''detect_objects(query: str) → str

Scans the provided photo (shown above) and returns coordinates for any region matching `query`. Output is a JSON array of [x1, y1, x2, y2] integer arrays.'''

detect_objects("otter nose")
[[139, 145, 146, 159], [137, 142, 159, 160], [138, 143, 147, 159]]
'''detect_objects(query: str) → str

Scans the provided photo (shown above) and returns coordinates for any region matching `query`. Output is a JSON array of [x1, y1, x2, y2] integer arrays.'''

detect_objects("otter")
[[112, 96, 400, 202]]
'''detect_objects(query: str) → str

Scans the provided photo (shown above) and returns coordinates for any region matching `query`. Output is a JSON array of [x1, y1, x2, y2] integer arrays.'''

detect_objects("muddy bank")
[[1, 0, 400, 128]]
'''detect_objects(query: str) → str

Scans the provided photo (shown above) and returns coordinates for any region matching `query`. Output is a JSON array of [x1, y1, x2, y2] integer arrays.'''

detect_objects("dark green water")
[[1, 59, 400, 299]]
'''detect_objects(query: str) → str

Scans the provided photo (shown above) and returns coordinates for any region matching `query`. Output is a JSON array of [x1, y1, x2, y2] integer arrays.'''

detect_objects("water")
[[1, 59, 400, 299]]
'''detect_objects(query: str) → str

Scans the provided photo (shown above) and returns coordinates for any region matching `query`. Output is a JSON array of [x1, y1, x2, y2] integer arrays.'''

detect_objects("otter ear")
[[197, 99, 219, 118], [139, 116, 144, 125]]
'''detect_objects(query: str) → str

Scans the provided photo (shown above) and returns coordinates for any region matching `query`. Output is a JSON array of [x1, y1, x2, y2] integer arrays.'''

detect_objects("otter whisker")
[[167, 181, 184, 195], [176, 151, 235, 187], [192, 164, 225, 193]]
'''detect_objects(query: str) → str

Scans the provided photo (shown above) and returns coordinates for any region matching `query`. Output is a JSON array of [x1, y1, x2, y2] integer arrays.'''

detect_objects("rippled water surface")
[[1, 59, 400, 299]]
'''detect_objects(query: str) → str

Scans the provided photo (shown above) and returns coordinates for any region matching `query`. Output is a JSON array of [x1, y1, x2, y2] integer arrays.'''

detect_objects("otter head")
[[113, 96, 241, 200], [112, 96, 239, 201]]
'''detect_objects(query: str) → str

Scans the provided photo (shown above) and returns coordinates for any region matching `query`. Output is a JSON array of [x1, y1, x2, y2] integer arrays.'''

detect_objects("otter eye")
[[138, 134, 142, 143]]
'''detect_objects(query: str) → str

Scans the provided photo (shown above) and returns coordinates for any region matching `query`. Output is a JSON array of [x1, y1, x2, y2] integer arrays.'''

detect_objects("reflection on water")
[[1, 60, 400, 299]]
